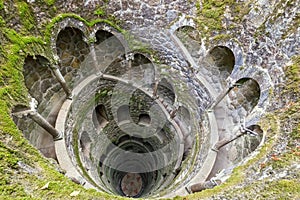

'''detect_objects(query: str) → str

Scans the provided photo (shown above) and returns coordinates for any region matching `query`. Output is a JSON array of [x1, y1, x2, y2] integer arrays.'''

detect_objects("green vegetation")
[[195, 0, 251, 39], [44, 0, 56, 6], [0, 0, 3, 10], [195, 0, 234, 36], [15, 1, 36, 32], [94, 7, 106, 17]]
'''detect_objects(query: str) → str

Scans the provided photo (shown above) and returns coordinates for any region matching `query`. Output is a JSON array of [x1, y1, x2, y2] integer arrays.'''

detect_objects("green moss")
[[0, 0, 3, 10], [94, 7, 106, 17], [44, 0, 56, 6], [283, 56, 300, 98], [15, 1, 36, 32], [195, 0, 234, 37], [259, 179, 300, 199], [195, 0, 251, 39]]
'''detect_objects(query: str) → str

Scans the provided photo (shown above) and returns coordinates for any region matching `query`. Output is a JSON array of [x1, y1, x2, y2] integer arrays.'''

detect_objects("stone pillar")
[[170, 108, 177, 119], [208, 83, 241, 109], [13, 109, 63, 141], [90, 43, 103, 76], [126, 53, 134, 81], [153, 81, 159, 98], [51, 65, 72, 99], [212, 132, 244, 152], [188, 179, 221, 193], [212, 124, 259, 151], [29, 111, 63, 141]]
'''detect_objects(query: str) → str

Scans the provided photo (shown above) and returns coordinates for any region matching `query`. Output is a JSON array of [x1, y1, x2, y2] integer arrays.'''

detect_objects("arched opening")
[[244, 124, 263, 152], [56, 27, 90, 72], [19, 55, 60, 159], [177, 106, 191, 128], [23, 55, 58, 104], [95, 30, 125, 75], [157, 78, 175, 105], [228, 78, 261, 114], [138, 113, 151, 126], [93, 104, 109, 130], [131, 53, 155, 87], [177, 106, 192, 160], [117, 105, 130, 123], [80, 131, 92, 169], [95, 30, 114, 45], [175, 26, 201, 60], [209, 46, 235, 76]]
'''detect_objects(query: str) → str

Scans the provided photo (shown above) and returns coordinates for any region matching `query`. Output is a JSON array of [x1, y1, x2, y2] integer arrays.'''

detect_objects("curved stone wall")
[[8, 0, 299, 198]]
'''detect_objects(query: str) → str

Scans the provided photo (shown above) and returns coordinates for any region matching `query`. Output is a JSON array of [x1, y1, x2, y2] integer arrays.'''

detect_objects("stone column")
[[208, 83, 241, 109], [51, 65, 72, 99], [90, 43, 103, 76], [29, 111, 63, 141], [13, 109, 62, 141], [212, 124, 259, 152], [187, 179, 221, 193], [126, 53, 134, 81], [153, 81, 159, 98]]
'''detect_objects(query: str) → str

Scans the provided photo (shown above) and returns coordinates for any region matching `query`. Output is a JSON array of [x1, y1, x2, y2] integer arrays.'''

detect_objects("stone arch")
[[103, 52, 155, 85], [80, 131, 92, 159], [228, 78, 261, 114], [174, 25, 202, 63], [117, 105, 130, 123], [177, 106, 191, 130], [91, 23, 129, 52], [23, 55, 60, 107], [56, 27, 90, 78], [157, 78, 176, 105], [169, 15, 196, 33], [208, 46, 235, 78], [93, 104, 109, 130], [175, 25, 200, 42], [16, 56, 61, 159], [51, 18, 90, 57], [244, 124, 264, 152], [95, 29, 114, 45], [131, 53, 155, 87], [138, 113, 151, 126], [90, 27, 126, 75]]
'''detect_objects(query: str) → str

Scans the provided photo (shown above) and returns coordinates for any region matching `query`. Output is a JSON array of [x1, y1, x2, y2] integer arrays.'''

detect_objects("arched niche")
[[208, 46, 235, 79], [56, 27, 90, 72], [80, 131, 92, 159], [94, 30, 125, 74], [157, 78, 176, 105], [175, 26, 201, 61], [95, 30, 114, 45], [93, 104, 109, 130], [175, 26, 200, 42], [177, 106, 191, 128], [103, 52, 155, 86], [228, 78, 261, 114], [245, 125, 263, 152], [117, 105, 130, 123], [138, 113, 151, 126], [23, 55, 60, 106], [131, 53, 155, 87]]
